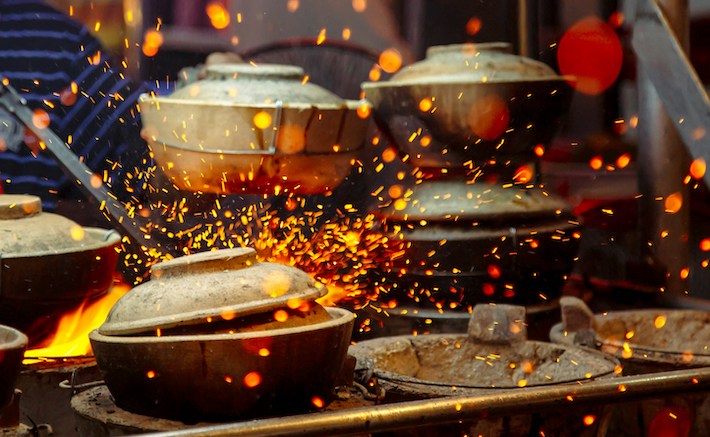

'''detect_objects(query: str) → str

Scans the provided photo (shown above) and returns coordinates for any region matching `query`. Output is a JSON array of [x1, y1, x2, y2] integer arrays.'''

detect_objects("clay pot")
[[551, 297, 710, 436], [0, 194, 120, 328], [90, 247, 355, 421], [351, 304, 617, 436], [0, 324, 27, 413], [362, 43, 572, 167], [551, 297, 710, 372], [139, 64, 370, 194], [374, 181, 581, 307]]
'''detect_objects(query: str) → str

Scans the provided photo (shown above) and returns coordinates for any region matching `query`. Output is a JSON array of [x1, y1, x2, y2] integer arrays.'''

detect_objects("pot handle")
[[559, 296, 597, 347], [103, 229, 120, 242], [467, 303, 527, 345]]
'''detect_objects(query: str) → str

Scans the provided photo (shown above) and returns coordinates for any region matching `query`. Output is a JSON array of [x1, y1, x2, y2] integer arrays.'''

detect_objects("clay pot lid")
[[0, 194, 115, 257], [98, 247, 327, 336], [364, 42, 562, 88], [379, 181, 573, 222], [167, 63, 345, 106]]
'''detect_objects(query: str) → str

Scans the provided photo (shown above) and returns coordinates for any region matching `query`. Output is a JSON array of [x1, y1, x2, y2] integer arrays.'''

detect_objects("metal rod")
[[0, 84, 152, 250], [141, 367, 710, 437], [634, 0, 691, 296]]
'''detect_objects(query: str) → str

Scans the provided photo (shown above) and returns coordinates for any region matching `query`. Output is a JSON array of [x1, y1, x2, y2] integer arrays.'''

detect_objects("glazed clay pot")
[[140, 63, 370, 194], [0, 194, 120, 329], [362, 43, 572, 167], [90, 247, 354, 421]]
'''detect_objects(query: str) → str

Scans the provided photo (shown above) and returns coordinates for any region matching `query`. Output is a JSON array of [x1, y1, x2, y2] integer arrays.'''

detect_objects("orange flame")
[[24, 284, 129, 364]]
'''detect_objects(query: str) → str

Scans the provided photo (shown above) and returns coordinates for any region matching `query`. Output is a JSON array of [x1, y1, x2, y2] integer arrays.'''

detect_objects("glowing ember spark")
[[608, 11, 624, 28], [70, 224, 85, 241], [514, 165, 533, 184], [589, 156, 603, 170], [243, 371, 262, 388], [287, 0, 300, 12], [253, 111, 273, 129], [379, 48, 403, 74], [664, 192, 683, 214], [31, 109, 50, 129], [418, 98, 433, 112], [206, 2, 231, 29], [616, 153, 631, 169], [654, 315, 667, 329], [311, 396, 325, 408], [583, 415, 596, 426], [274, 309, 289, 322], [465, 17, 482, 35], [690, 158, 706, 180], [352, 0, 367, 12], [622, 342, 633, 359], [357, 102, 371, 119], [316, 28, 327, 45]]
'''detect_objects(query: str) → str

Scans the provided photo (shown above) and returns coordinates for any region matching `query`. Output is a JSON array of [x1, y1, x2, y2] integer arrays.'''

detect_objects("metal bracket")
[[632, 0, 710, 187]]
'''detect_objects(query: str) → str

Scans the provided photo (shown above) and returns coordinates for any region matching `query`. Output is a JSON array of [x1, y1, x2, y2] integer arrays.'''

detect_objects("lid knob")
[[151, 247, 258, 280], [0, 194, 42, 220], [468, 303, 527, 344]]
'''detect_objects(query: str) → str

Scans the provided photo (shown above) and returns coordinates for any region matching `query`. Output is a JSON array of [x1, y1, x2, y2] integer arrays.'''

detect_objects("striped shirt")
[[0, 0, 152, 210]]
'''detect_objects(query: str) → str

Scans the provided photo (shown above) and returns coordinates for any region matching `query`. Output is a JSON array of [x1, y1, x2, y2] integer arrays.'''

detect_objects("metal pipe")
[[404, 0, 425, 59], [122, 0, 144, 81], [142, 367, 710, 437], [635, 0, 690, 296], [517, 0, 538, 58]]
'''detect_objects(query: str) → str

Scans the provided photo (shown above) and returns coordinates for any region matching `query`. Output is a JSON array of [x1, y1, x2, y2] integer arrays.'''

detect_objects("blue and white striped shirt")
[[0, 0, 152, 210]]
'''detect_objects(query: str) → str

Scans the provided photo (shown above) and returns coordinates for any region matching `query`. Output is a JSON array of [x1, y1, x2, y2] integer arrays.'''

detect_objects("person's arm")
[[0, 2, 153, 210]]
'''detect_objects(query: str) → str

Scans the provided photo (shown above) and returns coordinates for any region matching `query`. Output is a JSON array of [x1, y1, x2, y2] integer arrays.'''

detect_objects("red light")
[[648, 407, 691, 437], [558, 16, 623, 95], [487, 265, 501, 279], [482, 283, 495, 296]]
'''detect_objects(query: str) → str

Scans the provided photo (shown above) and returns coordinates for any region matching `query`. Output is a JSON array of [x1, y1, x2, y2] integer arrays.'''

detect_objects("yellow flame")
[[24, 285, 128, 364]]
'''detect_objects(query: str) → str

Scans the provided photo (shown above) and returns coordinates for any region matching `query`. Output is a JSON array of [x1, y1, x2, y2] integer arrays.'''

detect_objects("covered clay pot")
[[140, 63, 370, 194], [90, 247, 354, 421], [0, 194, 120, 329], [362, 43, 572, 167]]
